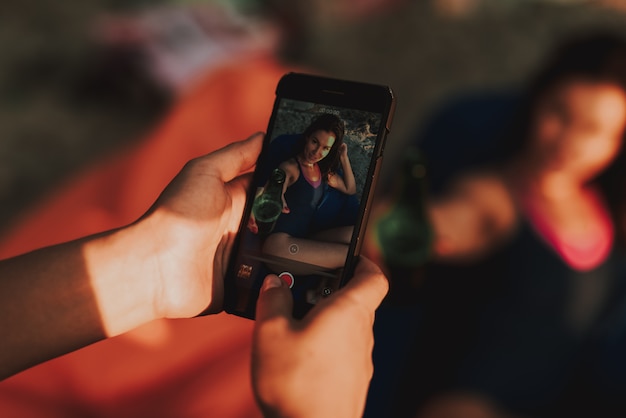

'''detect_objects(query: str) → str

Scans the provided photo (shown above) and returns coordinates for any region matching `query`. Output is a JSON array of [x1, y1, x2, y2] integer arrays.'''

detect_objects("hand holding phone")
[[224, 73, 395, 319], [252, 256, 389, 418]]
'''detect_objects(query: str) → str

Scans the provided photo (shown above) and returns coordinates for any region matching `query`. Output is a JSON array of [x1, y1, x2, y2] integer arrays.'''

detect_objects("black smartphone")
[[224, 72, 395, 319]]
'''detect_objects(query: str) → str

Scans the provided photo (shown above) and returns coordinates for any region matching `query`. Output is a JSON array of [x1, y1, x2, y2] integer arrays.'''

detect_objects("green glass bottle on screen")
[[376, 147, 433, 269], [253, 168, 286, 235]]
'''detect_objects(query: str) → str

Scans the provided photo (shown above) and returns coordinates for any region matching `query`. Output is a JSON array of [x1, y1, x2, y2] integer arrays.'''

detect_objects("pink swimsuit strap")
[[522, 187, 614, 272], [298, 160, 322, 188]]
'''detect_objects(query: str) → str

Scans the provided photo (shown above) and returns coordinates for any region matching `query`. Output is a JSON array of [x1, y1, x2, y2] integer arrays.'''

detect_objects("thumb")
[[255, 275, 294, 321]]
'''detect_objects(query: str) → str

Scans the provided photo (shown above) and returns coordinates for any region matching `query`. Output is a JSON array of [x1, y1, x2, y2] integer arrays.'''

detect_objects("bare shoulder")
[[279, 158, 300, 182]]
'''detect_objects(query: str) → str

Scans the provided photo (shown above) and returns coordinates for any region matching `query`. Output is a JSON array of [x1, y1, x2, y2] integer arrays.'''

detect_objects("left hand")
[[138, 132, 263, 318]]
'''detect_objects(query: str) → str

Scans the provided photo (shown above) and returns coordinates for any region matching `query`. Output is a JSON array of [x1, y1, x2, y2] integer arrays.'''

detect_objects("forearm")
[[0, 224, 159, 380], [340, 155, 357, 194], [0, 133, 262, 381]]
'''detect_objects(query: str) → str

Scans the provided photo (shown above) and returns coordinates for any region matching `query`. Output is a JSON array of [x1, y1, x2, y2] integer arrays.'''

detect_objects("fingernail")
[[262, 275, 283, 292]]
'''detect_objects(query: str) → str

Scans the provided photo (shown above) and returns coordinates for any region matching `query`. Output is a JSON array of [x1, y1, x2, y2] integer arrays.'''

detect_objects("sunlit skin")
[[0, 133, 390, 418], [0, 134, 267, 381]]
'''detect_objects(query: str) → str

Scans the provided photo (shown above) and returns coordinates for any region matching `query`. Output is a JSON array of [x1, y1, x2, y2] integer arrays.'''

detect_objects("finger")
[[225, 172, 253, 230], [255, 275, 294, 322], [247, 215, 259, 234], [335, 256, 389, 314], [203, 132, 264, 182]]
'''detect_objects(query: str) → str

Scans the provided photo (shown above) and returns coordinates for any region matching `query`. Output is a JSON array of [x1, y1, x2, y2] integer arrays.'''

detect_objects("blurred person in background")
[[369, 30, 626, 417]]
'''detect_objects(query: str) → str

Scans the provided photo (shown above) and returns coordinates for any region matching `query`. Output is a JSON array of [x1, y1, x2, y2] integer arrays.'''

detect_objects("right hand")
[[251, 257, 389, 418], [247, 193, 290, 235], [247, 212, 259, 234], [281, 194, 290, 214]]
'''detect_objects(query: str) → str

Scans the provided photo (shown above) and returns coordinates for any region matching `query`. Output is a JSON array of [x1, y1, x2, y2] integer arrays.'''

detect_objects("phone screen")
[[224, 74, 393, 319]]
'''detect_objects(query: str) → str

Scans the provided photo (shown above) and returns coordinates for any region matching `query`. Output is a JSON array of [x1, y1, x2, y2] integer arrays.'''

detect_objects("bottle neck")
[[265, 169, 286, 196]]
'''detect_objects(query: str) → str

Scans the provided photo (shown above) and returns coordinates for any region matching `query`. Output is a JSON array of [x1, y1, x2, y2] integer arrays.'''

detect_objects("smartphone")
[[224, 72, 395, 319]]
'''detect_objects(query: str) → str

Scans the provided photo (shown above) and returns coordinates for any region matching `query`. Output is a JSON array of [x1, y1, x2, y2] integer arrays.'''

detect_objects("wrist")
[[82, 221, 163, 337], [132, 208, 222, 318]]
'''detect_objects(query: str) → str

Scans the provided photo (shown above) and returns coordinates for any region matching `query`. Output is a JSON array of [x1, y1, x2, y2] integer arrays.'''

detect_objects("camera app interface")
[[231, 98, 382, 315]]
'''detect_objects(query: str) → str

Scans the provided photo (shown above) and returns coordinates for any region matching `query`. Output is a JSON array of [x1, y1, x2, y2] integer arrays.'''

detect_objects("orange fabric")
[[0, 56, 292, 417]]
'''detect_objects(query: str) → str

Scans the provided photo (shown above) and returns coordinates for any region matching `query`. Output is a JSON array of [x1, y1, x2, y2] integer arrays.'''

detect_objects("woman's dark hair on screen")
[[293, 113, 346, 181]]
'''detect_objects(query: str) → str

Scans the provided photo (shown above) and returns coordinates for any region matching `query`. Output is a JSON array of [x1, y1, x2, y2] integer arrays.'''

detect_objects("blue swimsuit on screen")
[[272, 161, 324, 238]]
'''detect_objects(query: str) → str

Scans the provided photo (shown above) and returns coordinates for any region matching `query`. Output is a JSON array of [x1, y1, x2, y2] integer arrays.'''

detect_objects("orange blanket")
[[0, 56, 291, 417]]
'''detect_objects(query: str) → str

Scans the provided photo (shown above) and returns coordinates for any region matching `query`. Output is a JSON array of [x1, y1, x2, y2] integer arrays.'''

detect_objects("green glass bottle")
[[376, 147, 433, 269], [253, 168, 286, 235]]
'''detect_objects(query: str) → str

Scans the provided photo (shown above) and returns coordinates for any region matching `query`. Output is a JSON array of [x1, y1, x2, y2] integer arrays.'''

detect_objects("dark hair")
[[500, 30, 626, 162], [294, 113, 345, 180]]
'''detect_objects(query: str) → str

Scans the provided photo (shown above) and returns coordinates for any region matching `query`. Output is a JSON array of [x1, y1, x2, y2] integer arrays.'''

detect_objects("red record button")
[[278, 272, 294, 289]]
